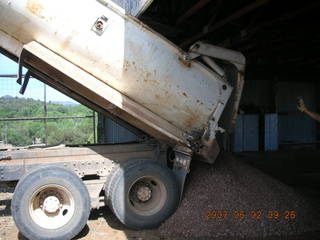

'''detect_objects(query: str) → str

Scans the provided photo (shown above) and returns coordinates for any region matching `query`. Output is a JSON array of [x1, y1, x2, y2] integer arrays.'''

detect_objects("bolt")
[[136, 186, 152, 202]]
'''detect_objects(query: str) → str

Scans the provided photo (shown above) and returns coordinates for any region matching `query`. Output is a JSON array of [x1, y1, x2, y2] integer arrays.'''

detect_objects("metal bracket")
[[187, 41, 246, 72], [16, 49, 32, 94], [172, 146, 192, 202], [194, 103, 227, 164], [202, 102, 226, 144], [19, 70, 31, 94], [182, 42, 246, 162], [16, 50, 26, 85]]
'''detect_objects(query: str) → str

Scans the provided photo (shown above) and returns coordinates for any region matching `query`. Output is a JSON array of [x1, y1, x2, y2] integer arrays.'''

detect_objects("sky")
[[0, 54, 77, 103]]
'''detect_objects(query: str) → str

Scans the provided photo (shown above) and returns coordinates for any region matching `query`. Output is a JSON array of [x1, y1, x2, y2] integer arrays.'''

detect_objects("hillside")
[[0, 97, 95, 146]]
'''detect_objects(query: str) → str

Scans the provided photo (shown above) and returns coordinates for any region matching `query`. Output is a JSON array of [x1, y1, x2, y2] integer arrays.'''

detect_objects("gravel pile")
[[159, 154, 320, 239]]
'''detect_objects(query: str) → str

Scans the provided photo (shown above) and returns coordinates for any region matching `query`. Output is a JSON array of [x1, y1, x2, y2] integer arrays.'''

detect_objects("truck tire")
[[105, 160, 179, 229], [11, 167, 90, 240]]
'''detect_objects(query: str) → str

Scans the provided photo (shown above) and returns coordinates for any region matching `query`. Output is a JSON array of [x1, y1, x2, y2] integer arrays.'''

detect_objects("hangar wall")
[[234, 75, 319, 152]]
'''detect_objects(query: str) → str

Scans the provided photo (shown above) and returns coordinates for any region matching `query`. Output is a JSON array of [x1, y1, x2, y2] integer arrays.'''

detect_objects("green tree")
[[0, 97, 95, 146]]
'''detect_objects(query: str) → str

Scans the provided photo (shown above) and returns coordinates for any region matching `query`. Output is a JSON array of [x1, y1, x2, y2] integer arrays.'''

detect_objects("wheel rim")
[[29, 184, 75, 229], [128, 176, 167, 216]]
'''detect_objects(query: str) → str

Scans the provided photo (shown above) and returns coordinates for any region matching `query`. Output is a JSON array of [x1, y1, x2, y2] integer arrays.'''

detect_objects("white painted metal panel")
[[22, 41, 189, 146], [0, 0, 232, 136]]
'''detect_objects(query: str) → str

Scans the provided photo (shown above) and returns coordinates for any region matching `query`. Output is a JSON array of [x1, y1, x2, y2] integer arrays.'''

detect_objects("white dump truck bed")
[[0, 2, 246, 237], [0, 0, 245, 162]]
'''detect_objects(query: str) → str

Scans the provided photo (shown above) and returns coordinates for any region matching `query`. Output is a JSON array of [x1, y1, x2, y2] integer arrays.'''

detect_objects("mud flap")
[[172, 146, 192, 203]]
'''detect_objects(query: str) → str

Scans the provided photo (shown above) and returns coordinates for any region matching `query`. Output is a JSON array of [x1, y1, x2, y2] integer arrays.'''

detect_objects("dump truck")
[[0, 0, 245, 239]]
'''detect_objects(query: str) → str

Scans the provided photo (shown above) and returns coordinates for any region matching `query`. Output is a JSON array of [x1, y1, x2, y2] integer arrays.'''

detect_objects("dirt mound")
[[159, 155, 320, 239]]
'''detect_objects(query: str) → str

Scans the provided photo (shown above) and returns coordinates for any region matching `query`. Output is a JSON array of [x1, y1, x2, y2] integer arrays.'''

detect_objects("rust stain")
[[145, 72, 151, 79], [232, 109, 239, 121], [123, 60, 130, 72], [184, 114, 199, 130], [26, 0, 45, 19], [155, 94, 160, 99], [61, 34, 75, 50], [178, 57, 191, 68], [182, 92, 188, 97], [141, 70, 159, 86], [124, 60, 130, 68]]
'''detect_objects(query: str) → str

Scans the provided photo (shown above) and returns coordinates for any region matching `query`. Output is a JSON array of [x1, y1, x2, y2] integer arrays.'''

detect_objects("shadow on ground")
[[0, 193, 160, 240]]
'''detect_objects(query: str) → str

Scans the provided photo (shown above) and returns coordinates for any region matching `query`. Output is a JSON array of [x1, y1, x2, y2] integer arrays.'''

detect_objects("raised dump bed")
[[0, 0, 245, 161], [0, 0, 245, 239]]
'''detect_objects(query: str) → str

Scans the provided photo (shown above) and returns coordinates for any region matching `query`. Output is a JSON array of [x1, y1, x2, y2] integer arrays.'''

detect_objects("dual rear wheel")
[[11, 161, 179, 240], [104, 160, 180, 229]]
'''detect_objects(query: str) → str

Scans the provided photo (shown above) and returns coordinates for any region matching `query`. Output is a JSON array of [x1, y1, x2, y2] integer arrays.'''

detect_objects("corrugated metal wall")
[[276, 82, 316, 144], [233, 114, 259, 152], [233, 80, 317, 152], [264, 114, 278, 151], [97, 114, 139, 144]]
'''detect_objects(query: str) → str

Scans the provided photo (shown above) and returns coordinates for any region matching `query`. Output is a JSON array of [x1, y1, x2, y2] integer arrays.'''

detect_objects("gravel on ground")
[[159, 154, 320, 239]]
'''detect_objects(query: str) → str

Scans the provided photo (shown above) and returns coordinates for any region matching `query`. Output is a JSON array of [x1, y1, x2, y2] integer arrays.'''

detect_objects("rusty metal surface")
[[0, 0, 248, 164], [83, 179, 107, 208], [2, 142, 157, 159], [0, 0, 232, 135], [0, 142, 163, 208], [20, 41, 190, 147], [0, 142, 163, 182]]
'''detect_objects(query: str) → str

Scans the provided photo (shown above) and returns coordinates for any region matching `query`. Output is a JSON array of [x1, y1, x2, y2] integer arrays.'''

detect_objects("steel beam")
[[180, 0, 271, 47]]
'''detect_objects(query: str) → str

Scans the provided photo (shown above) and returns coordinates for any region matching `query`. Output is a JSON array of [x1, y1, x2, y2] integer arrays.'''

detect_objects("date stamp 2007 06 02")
[[204, 210, 297, 220]]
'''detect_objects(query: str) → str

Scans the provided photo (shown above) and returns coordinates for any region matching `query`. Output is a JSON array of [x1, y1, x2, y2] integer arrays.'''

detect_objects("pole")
[[93, 111, 96, 144], [44, 83, 48, 145]]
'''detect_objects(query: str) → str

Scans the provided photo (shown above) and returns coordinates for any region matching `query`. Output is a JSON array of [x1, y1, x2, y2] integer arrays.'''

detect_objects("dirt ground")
[[0, 193, 161, 240]]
